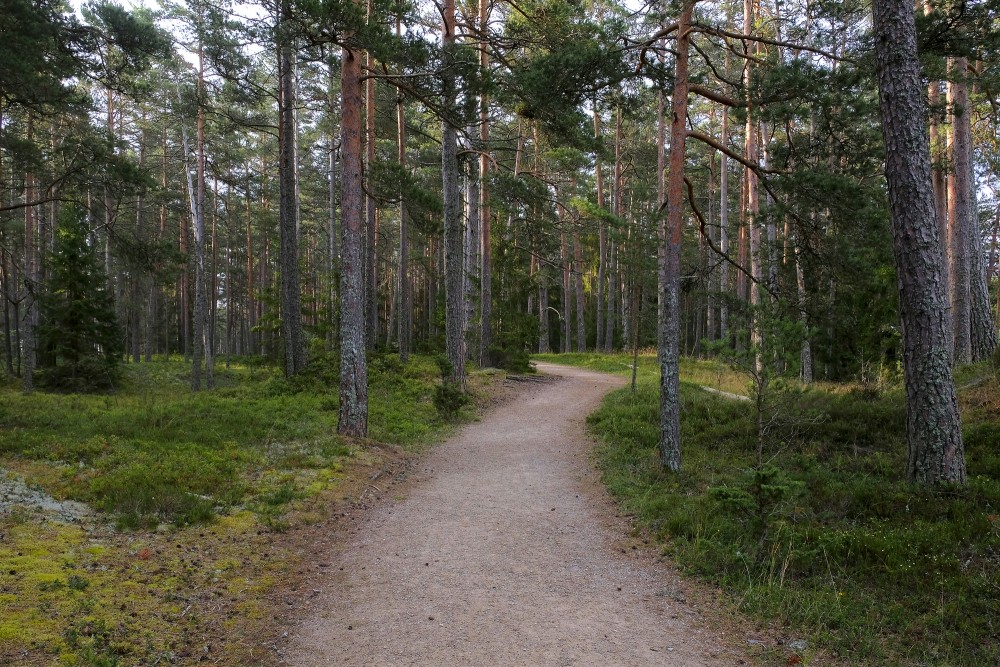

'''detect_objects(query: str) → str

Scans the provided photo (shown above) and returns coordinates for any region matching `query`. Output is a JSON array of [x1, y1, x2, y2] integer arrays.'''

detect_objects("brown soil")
[[280, 363, 753, 667]]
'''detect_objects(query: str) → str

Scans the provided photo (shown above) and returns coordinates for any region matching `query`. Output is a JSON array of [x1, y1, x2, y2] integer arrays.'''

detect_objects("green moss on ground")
[[0, 354, 487, 666]]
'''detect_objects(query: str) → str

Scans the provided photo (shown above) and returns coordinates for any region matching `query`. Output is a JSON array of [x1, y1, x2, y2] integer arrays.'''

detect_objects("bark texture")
[[397, 70, 411, 363], [658, 1, 693, 473], [872, 0, 966, 484], [478, 0, 492, 367], [442, 0, 466, 388], [278, 7, 308, 376], [338, 44, 369, 437], [946, 64, 972, 364]]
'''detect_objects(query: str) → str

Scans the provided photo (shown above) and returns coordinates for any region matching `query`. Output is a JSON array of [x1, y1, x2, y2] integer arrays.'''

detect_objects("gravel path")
[[286, 362, 744, 666]]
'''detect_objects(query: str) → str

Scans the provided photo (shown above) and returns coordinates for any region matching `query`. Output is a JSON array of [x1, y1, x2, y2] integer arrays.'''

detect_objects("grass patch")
[[0, 353, 485, 665], [540, 352, 1000, 667]]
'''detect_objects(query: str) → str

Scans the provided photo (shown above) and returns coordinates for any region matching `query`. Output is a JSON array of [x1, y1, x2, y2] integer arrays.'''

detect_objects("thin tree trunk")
[[396, 27, 411, 362], [365, 14, 378, 349], [466, 154, 480, 359], [245, 186, 257, 355], [574, 231, 586, 352], [658, 0, 694, 472], [745, 0, 763, 372], [178, 54, 210, 390], [719, 103, 730, 343], [339, 41, 369, 437], [561, 231, 570, 353], [442, 0, 465, 388], [21, 115, 36, 393], [594, 107, 606, 352], [279, 4, 307, 375], [605, 106, 622, 352], [328, 55, 340, 350], [873, 0, 966, 484], [478, 0, 492, 366]]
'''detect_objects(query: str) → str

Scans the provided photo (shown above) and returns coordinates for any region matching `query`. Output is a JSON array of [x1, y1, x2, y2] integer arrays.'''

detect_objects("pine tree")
[[37, 206, 122, 392]]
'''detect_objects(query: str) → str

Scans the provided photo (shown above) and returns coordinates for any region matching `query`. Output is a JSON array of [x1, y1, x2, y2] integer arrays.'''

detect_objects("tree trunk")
[[872, 0, 966, 484], [604, 107, 622, 353], [946, 62, 972, 365], [466, 155, 480, 359], [719, 103, 730, 343], [658, 1, 693, 473], [594, 108, 606, 352], [338, 42, 369, 437], [328, 55, 341, 350], [365, 20, 378, 349], [278, 7, 307, 375], [442, 0, 466, 388], [744, 0, 763, 372], [958, 69, 997, 360], [396, 30, 411, 363], [478, 0, 492, 366], [561, 231, 570, 353], [21, 116, 36, 393], [178, 54, 211, 390], [574, 232, 586, 352]]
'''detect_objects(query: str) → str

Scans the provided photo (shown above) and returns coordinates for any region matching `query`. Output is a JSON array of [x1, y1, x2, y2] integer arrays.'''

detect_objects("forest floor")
[[537, 352, 1000, 667], [5, 354, 994, 666], [281, 362, 759, 667]]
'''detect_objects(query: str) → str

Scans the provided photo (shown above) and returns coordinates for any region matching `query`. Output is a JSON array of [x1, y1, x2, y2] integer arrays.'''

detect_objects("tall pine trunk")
[[594, 108, 606, 352], [946, 62, 972, 364], [719, 103, 730, 343], [338, 41, 369, 437], [396, 25, 411, 362], [278, 3, 307, 375], [872, 0, 966, 484], [659, 1, 693, 472], [442, 0, 466, 388], [365, 20, 378, 349], [478, 0, 492, 366]]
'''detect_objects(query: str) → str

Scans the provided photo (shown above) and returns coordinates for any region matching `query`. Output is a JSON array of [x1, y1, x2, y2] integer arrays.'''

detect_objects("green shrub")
[[433, 381, 469, 420], [487, 345, 532, 373]]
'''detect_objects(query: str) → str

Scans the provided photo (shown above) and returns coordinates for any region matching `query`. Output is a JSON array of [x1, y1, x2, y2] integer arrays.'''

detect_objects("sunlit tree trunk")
[[594, 107, 606, 352], [659, 0, 694, 472], [365, 9, 378, 349], [605, 106, 622, 352], [328, 55, 340, 350], [339, 40, 369, 437]]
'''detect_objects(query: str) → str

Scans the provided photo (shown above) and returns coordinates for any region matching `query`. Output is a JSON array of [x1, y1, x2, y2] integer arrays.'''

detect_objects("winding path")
[[285, 363, 744, 666]]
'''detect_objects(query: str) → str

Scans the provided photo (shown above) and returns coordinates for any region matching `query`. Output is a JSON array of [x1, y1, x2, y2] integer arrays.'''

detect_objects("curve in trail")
[[286, 362, 742, 667]]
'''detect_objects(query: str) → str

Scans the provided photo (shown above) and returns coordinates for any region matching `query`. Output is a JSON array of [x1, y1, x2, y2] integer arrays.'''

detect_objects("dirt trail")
[[285, 363, 746, 666]]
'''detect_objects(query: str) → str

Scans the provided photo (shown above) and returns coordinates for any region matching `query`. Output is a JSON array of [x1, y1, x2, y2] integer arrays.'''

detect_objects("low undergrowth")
[[540, 352, 1000, 667], [0, 353, 482, 666]]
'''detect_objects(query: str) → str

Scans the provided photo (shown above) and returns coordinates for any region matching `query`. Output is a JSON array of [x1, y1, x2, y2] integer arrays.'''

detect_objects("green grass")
[[538, 352, 1000, 667], [0, 352, 485, 666], [0, 353, 458, 530]]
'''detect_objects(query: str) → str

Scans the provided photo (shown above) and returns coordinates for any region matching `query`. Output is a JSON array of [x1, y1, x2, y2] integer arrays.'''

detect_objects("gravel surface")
[[286, 362, 746, 666]]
